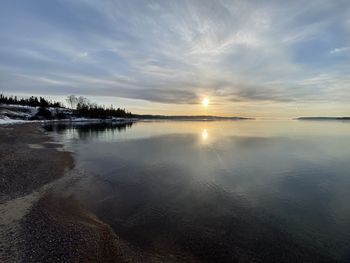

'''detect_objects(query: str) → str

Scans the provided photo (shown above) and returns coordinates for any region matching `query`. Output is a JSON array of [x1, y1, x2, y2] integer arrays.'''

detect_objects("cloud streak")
[[330, 46, 350, 54]]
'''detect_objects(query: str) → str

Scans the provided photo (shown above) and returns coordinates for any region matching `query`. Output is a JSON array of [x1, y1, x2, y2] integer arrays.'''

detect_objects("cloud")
[[330, 46, 350, 54], [77, 52, 88, 58], [0, 0, 349, 114]]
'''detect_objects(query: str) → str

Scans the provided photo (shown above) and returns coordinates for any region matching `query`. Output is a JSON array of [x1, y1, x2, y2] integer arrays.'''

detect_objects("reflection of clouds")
[[58, 120, 350, 259]]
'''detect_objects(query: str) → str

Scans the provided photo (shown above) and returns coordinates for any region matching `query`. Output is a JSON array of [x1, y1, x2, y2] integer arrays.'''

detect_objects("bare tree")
[[66, 95, 78, 109], [77, 96, 89, 106]]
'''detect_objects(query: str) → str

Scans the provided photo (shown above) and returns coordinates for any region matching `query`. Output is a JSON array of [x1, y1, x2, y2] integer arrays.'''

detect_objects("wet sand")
[[0, 123, 137, 262], [0, 123, 73, 201]]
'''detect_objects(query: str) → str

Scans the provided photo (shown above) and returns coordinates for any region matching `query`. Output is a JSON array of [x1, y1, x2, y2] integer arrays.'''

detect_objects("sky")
[[0, 0, 349, 117]]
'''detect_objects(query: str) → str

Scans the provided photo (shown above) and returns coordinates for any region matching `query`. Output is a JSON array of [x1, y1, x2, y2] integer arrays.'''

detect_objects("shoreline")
[[0, 123, 135, 262]]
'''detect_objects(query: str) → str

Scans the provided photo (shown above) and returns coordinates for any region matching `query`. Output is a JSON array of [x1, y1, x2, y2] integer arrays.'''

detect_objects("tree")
[[1, 94, 61, 107], [39, 97, 49, 107], [66, 95, 78, 109], [77, 96, 89, 107]]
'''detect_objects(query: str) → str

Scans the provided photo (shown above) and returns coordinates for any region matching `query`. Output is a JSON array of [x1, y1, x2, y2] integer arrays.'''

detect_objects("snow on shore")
[[0, 104, 137, 125], [0, 116, 28, 125]]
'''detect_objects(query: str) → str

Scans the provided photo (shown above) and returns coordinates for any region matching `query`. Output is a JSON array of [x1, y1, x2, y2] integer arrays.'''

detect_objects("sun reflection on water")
[[202, 129, 208, 140]]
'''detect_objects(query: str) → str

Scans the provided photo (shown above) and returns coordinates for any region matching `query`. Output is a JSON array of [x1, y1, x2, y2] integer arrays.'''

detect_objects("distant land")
[[134, 114, 254, 120], [0, 94, 255, 122], [297, 117, 350, 120]]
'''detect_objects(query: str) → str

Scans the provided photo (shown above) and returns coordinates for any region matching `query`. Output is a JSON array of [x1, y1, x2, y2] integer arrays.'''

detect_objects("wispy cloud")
[[0, 0, 349, 116], [330, 46, 350, 54]]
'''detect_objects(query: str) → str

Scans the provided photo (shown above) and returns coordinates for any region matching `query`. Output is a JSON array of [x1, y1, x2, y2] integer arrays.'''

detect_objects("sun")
[[202, 98, 209, 107]]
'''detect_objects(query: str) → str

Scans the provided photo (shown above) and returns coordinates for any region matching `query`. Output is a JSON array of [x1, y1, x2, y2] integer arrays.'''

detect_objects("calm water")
[[46, 120, 350, 262]]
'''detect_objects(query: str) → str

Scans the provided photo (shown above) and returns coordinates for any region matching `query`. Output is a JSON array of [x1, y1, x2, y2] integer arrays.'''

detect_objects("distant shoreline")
[[1, 103, 255, 123], [297, 117, 350, 121]]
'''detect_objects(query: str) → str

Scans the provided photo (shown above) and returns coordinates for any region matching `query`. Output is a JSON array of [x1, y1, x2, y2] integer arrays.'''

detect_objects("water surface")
[[46, 120, 350, 262]]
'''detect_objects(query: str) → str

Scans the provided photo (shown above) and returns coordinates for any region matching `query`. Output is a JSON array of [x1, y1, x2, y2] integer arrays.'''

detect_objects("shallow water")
[[46, 120, 350, 262]]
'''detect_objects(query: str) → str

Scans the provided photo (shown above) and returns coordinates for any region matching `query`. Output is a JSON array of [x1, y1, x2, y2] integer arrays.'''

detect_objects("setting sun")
[[202, 98, 209, 107]]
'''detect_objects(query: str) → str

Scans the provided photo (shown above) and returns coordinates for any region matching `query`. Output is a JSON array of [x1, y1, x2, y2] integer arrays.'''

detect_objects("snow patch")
[[0, 116, 28, 125]]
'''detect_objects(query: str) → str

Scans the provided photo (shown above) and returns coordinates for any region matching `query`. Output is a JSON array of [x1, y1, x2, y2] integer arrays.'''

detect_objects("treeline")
[[0, 93, 133, 119], [77, 103, 132, 118], [0, 94, 62, 108], [72, 96, 133, 119]]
